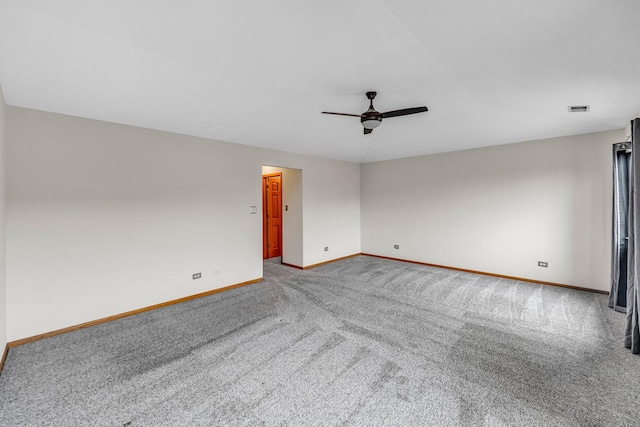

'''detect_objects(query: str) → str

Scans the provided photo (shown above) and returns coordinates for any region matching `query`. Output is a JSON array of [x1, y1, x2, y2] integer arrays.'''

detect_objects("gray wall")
[[3, 103, 626, 342], [361, 130, 623, 291], [0, 84, 6, 351], [6, 107, 361, 341]]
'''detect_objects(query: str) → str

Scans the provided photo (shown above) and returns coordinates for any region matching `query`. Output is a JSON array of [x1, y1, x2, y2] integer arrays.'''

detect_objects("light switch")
[[249, 206, 258, 214]]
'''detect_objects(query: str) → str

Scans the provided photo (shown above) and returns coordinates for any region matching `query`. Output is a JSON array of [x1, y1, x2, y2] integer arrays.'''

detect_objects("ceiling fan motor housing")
[[362, 91, 381, 129]]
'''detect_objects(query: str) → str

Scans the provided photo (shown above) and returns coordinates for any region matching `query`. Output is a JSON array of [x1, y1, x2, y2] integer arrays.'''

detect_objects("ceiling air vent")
[[568, 105, 590, 113]]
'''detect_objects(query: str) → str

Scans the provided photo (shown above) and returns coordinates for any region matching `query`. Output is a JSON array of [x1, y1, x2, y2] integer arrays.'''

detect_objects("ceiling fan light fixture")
[[362, 118, 381, 129]]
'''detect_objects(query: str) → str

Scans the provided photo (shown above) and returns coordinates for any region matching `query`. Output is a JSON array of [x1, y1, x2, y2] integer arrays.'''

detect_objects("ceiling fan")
[[322, 91, 428, 134]]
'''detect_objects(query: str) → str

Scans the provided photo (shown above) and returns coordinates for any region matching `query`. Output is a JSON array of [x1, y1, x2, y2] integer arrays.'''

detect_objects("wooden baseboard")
[[282, 253, 360, 270], [0, 344, 9, 376], [361, 253, 609, 295], [281, 262, 303, 270], [303, 253, 360, 269], [8, 278, 263, 349]]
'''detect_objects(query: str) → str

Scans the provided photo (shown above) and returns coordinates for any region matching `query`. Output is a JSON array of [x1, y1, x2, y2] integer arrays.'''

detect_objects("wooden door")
[[262, 173, 282, 259]]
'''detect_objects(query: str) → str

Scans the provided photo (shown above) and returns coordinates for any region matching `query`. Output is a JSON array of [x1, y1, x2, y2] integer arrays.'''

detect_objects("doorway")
[[263, 173, 282, 259], [262, 165, 303, 267]]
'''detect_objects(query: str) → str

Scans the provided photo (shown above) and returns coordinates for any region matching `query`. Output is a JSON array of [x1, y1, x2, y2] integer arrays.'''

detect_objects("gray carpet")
[[0, 255, 637, 426]]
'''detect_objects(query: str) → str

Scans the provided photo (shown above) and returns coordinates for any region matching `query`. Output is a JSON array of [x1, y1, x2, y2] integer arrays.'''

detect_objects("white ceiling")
[[1, 0, 639, 163]]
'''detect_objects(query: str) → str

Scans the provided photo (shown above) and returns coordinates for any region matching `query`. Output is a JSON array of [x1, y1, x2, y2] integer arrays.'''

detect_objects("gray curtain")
[[610, 144, 631, 312], [625, 119, 640, 353]]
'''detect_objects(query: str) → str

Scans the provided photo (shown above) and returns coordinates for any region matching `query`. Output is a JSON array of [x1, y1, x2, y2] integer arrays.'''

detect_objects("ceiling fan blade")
[[380, 106, 428, 119], [322, 111, 364, 118], [364, 128, 373, 135]]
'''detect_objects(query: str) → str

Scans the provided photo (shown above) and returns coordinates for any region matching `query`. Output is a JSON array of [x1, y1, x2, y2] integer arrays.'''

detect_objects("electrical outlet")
[[394, 245, 399, 249], [324, 247, 329, 251], [193, 272, 202, 279], [538, 261, 548, 268]]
